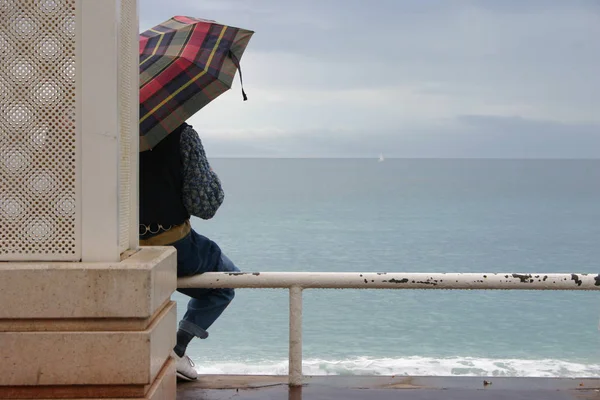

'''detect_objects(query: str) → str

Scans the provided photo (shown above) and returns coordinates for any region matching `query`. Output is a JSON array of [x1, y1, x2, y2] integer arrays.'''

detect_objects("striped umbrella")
[[139, 16, 253, 152]]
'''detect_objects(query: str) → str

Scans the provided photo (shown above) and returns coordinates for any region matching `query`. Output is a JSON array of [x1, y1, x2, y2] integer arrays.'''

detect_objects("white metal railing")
[[177, 272, 600, 386]]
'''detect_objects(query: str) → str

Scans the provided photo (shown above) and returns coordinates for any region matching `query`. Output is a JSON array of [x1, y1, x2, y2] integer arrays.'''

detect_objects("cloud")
[[200, 115, 600, 159], [139, 0, 600, 157]]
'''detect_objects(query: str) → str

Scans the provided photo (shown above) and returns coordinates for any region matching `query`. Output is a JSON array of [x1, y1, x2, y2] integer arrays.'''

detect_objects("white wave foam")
[[195, 356, 600, 377]]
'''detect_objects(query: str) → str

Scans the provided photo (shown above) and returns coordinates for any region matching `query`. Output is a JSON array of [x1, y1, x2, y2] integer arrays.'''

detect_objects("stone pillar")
[[0, 248, 177, 399], [0, 1, 177, 399]]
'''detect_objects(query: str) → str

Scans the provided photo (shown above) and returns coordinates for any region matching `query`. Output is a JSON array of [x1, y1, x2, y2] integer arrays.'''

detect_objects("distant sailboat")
[[378, 153, 385, 162]]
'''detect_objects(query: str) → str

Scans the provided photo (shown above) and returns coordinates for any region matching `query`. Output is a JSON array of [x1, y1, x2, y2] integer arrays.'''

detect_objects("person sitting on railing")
[[139, 122, 238, 382]]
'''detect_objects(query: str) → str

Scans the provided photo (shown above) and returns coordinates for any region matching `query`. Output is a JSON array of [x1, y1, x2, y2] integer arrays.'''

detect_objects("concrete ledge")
[[145, 358, 176, 400], [0, 314, 157, 332], [0, 302, 176, 386], [0, 247, 176, 320], [0, 358, 176, 400]]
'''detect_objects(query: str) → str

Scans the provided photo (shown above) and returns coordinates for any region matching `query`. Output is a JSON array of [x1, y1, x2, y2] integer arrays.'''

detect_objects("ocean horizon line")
[[210, 156, 600, 160]]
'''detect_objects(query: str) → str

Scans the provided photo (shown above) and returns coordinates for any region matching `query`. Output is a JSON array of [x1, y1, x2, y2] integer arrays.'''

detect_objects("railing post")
[[289, 286, 303, 387]]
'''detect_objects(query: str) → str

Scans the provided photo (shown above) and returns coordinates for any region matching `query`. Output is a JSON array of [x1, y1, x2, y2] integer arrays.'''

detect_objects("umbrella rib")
[[139, 25, 228, 124]]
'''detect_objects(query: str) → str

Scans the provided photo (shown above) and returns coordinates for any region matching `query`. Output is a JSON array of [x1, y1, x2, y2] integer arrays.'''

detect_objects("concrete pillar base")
[[0, 359, 175, 400], [0, 247, 178, 400]]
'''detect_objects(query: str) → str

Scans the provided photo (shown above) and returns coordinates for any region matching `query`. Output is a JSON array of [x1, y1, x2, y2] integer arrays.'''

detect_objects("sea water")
[[173, 158, 600, 377]]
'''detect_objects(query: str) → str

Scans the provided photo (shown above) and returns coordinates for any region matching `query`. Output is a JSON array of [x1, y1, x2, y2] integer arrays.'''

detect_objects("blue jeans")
[[171, 229, 239, 339]]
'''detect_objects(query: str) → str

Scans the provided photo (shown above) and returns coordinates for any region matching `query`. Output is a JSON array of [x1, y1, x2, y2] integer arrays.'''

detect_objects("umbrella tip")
[[242, 89, 248, 101]]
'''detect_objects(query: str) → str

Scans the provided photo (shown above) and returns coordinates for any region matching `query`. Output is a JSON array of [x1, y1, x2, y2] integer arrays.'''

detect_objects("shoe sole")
[[176, 371, 198, 382]]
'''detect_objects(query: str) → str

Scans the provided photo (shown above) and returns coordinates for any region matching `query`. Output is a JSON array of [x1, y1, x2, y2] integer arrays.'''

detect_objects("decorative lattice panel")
[[0, 0, 79, 260], [118, 0, 136, 252]]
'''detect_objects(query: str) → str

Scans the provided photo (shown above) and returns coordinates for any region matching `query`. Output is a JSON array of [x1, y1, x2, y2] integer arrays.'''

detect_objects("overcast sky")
[[139, 0, 600, 158]]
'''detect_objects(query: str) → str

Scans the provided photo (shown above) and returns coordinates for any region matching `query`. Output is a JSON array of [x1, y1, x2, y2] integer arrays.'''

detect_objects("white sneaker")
[[172, 351, 198, 381]]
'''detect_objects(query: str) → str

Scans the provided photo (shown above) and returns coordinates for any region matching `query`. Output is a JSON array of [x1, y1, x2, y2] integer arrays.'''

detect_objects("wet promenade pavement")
[[177, 375, 600, 400]]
